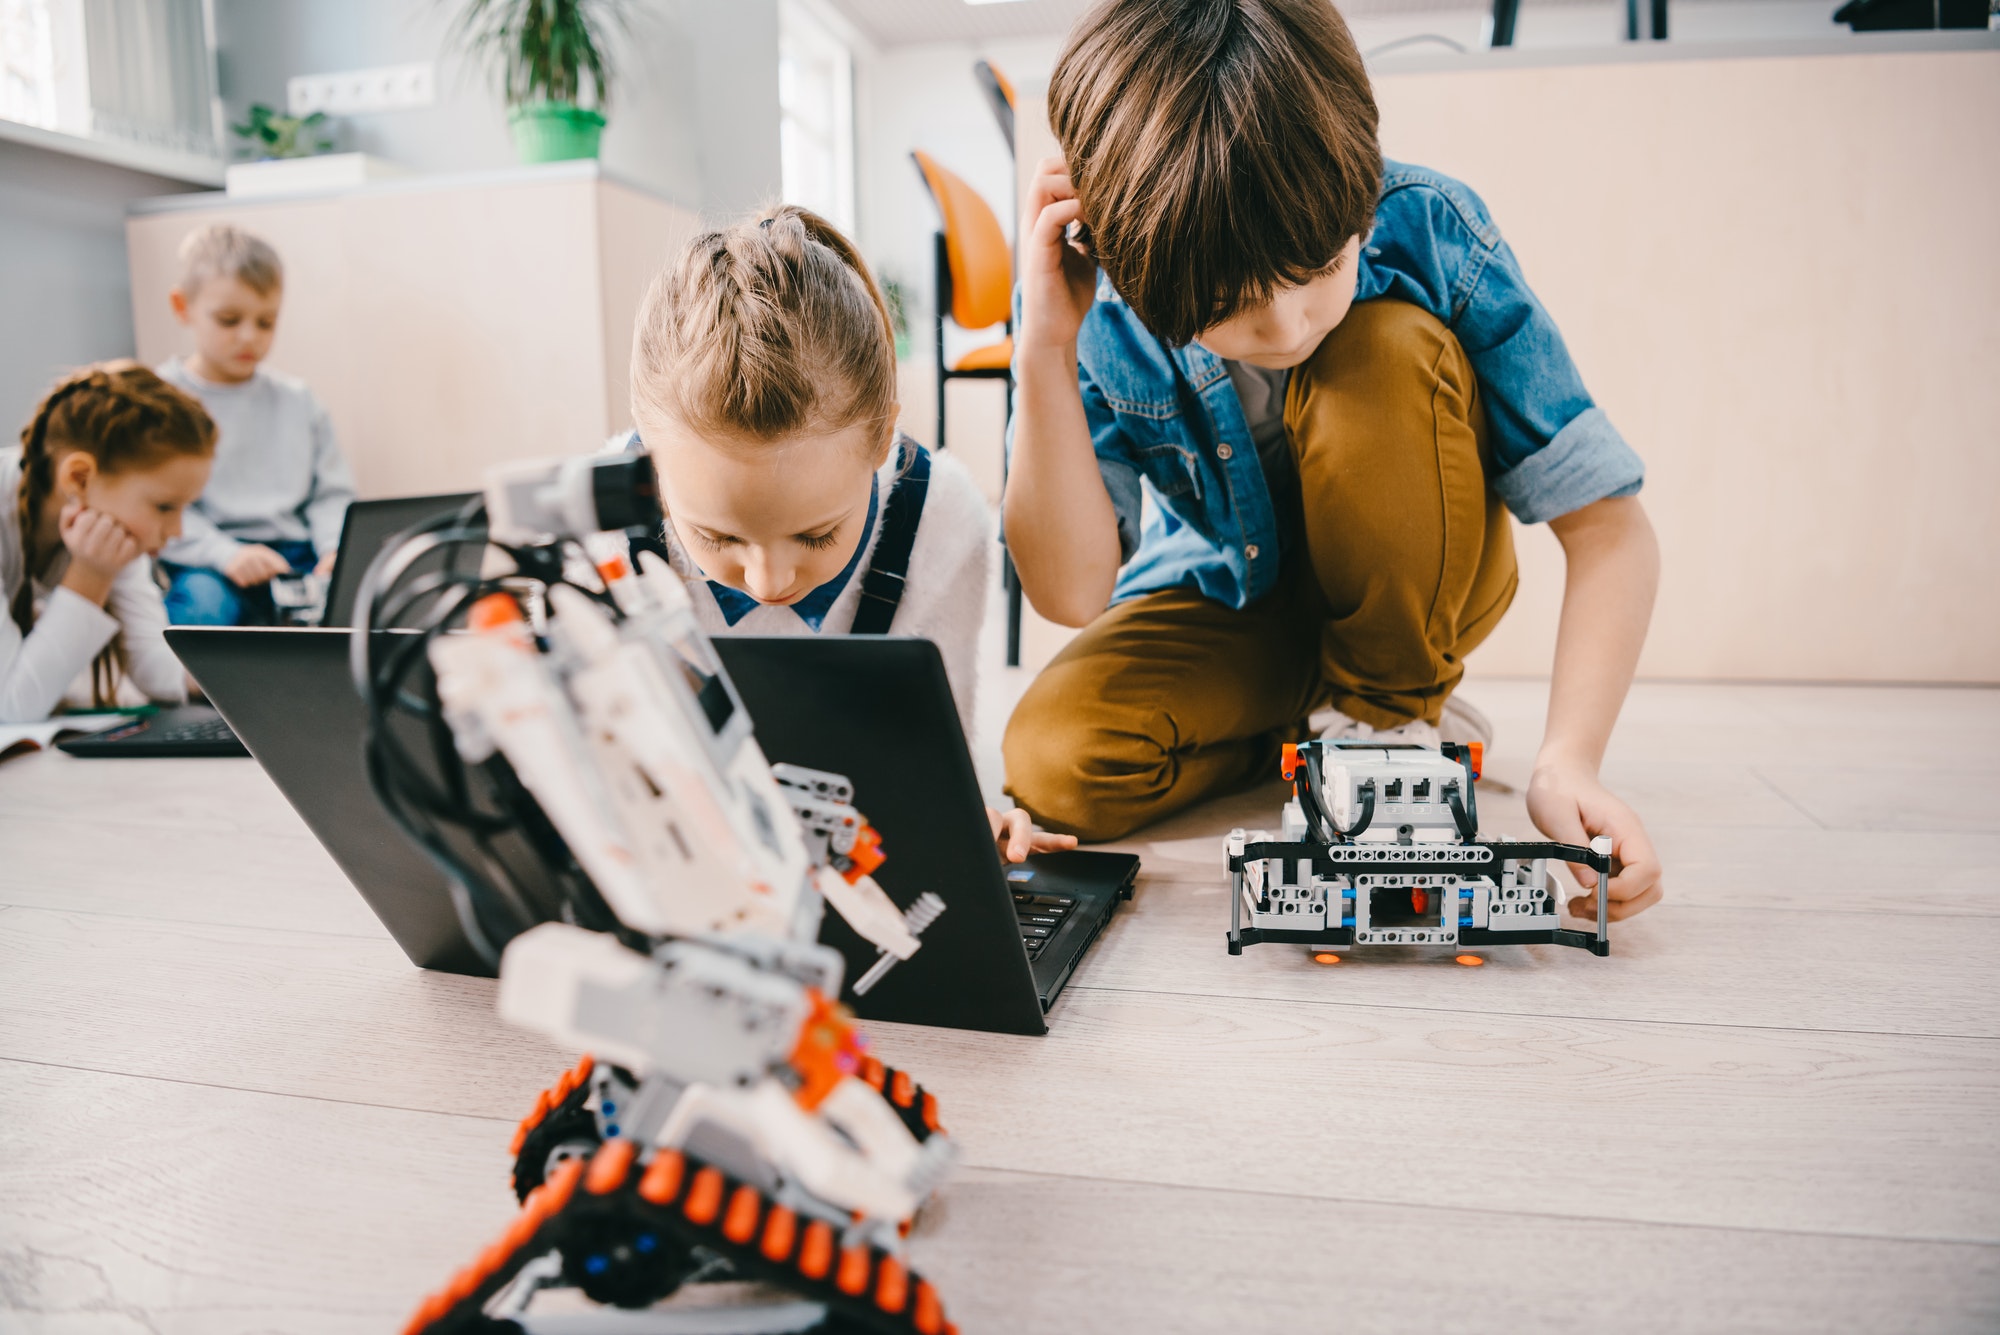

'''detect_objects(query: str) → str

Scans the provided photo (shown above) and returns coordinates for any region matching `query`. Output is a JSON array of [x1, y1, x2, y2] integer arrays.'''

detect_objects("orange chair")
[[910, 149, 1013, 454], [912, 148, 1022, 663], [973, 59, 1015, 153]]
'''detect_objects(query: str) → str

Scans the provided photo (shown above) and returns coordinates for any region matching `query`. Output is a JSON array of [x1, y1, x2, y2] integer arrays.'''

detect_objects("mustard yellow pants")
[[1004, 301, 1519, 841]]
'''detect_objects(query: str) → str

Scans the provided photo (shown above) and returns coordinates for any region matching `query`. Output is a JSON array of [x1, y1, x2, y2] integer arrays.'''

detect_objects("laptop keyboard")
[[1014, 890, 1077, 962], [150, 717, 240, 745]]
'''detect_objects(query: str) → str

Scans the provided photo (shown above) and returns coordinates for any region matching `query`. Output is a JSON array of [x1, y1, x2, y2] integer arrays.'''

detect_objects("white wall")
[[848, 1, 1847, 357], [0, 138, 205, 433], [211, 0, 781, 219], [853, 34, 1061, 354]]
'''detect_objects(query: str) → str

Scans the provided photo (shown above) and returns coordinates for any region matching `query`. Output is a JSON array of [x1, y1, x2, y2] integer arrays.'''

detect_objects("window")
[[1, 0, 219, 158], [778, 0, 855, 233]]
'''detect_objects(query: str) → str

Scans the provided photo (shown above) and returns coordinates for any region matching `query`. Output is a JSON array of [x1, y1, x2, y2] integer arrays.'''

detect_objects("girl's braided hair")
[[630, 204, 898, 449], [13, 361, 216, 705]]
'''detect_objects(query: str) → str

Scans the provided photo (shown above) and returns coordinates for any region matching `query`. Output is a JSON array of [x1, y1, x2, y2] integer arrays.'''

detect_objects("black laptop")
[[59, 493, 479, 759], [322, 492, 481, 628], [167, 627, 1136, 1036]]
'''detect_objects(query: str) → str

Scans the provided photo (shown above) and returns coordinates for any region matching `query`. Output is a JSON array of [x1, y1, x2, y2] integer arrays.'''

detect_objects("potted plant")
[[231, 104, 335, 160], [447, 0, 627, 164]]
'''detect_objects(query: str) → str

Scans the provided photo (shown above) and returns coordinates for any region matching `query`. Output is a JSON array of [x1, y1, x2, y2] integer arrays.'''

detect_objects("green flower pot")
[[508, 103, 605, 163]]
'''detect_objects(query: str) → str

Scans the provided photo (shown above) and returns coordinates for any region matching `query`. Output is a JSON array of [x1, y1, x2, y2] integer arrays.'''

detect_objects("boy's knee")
[[166, 568, 242, 626], [1293, 299, 1474, 433], [1003, 675, 1171, 844]]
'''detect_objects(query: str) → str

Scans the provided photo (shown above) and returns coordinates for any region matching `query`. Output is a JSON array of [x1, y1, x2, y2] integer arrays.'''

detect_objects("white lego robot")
[[1226, 738, 1616, 959], [352, 453, 959, 1335]]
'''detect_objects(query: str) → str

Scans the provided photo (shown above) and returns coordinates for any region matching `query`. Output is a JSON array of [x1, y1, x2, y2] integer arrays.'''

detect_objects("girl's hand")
[[986, 805, 1079, 864], [58, 500, 140, 605], [1018, 156, 1100, 352], [1526, 760, 1663, 921]]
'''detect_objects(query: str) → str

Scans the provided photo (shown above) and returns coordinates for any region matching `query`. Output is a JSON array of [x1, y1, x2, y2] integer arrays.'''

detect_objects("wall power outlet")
[[287, 63, 436, 117]]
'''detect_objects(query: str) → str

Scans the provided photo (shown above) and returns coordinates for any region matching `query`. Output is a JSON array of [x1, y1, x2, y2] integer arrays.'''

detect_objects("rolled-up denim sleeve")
[[1453, 231, 1645, 522], [1374, 178, 1645, 524]]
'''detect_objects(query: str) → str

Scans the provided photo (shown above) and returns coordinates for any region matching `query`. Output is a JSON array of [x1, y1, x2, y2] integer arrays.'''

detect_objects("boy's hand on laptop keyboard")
[[224, 543, 294, 587], [987, 806, 1079, 864]]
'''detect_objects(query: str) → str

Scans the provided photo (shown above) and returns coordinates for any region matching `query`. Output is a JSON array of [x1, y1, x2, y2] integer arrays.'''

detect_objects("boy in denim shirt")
[[1003, 0, 1662, 919]]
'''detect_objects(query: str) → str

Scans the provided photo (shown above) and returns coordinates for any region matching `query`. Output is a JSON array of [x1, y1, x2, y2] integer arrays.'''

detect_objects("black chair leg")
[[1004, 551, 1022, 668]]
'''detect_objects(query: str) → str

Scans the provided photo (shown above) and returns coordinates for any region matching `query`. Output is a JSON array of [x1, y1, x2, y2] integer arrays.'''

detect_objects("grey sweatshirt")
[[157, 358, 356, 569]]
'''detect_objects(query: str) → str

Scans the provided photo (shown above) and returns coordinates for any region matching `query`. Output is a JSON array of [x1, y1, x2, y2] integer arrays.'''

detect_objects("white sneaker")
[[1438, 694, 1493, 748], [1316, 708, 1440, 749]]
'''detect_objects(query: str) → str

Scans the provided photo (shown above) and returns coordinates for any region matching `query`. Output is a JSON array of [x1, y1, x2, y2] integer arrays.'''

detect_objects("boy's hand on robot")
[[987, 805, 1078, 864], [223, 542, 294, 587], [1526, 761, 1663, 921]]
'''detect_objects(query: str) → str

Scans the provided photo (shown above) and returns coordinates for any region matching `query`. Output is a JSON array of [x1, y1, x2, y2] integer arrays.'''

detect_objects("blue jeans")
[[163, 539, 318, 626]]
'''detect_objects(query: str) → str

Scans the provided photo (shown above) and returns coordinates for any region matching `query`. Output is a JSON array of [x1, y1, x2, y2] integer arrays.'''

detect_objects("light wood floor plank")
[[0, 814, 383, 938], [5, 1062, 1995, 1335], [1077, 877, 2000, 1038], [4, 907, 1994, 1241]]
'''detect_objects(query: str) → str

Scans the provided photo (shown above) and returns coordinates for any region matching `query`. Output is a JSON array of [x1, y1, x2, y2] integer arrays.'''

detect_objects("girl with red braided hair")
[[2, 362, 217, 723]]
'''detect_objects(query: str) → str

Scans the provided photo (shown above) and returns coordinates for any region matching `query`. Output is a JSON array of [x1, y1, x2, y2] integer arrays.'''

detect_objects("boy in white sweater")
[[156, 223, 355, 625]]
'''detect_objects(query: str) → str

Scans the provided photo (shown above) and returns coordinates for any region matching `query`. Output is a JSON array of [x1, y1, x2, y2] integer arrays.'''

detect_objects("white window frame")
[[778, 0, 856, 233]]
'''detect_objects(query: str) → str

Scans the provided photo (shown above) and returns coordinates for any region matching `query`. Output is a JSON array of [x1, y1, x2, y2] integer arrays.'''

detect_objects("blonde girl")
[[629, 205, 1072, 862], [2, 362, 217, 723]]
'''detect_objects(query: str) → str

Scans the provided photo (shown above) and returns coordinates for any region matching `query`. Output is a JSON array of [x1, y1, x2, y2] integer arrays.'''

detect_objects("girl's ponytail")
[[631, 205, 898, 450]]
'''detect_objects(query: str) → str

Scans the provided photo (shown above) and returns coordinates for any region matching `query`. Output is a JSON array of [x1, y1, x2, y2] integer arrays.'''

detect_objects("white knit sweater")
[[660, 447, 993, 740]]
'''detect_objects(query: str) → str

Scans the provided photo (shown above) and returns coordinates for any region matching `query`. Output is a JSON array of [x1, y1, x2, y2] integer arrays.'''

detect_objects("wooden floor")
[[3, 675, 1998, 1333]]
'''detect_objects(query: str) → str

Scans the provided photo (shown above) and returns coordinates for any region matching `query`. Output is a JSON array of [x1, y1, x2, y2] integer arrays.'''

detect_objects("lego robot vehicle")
[[1227, 738, 1616, 960]]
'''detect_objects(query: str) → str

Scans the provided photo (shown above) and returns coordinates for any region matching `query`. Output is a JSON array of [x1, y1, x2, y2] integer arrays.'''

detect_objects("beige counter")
[[127, 162, 698, 499]]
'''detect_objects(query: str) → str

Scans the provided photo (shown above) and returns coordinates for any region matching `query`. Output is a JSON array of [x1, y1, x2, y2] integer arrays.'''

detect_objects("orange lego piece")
[[890, 1070, 915, 1109], [861, 1056, 886, 1091], [876, 1257, 909, 1313], [401, 1291, 450, 1335], [760, 1204, 798, 1262], [1280, 741, 1300, 781], [637, 1149, 685, 1205], [912, 1280, 945, 1335], [683, 1166, 725, 1225], [541, 1156, 584, 1213], [584, 1139, 635, 1195], [468, 592, 522, 633], [841, 824, 887, 883], [595, 554, 630, 586], [722, 1184, 762, 1244], [921, 1090, 943, 1133], [788, 988, 867, 1111], [835, 1245, 872, 1296], [798, 1220, 835, 1280], [1467, 741, 1484, 779]]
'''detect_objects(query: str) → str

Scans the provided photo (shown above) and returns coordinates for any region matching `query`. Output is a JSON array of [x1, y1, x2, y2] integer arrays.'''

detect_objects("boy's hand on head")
[[58, 501, 140, 603], [1018, 156, 1100, 351], [223, 543, 293, 587], [1526, 761, 1663, 921], [986, 805, 1080, 865]]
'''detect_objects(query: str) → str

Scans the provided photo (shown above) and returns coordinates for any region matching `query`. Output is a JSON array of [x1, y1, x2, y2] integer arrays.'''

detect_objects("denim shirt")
[[1041, 159, 1646, 611]]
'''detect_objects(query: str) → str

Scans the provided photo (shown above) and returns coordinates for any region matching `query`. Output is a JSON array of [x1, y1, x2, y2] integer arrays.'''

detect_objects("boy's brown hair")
[[176, 222, 284, 297], [631, 205, 897, 450], [12, 361, 217, 704], [1048, 0, 1382, 345]]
